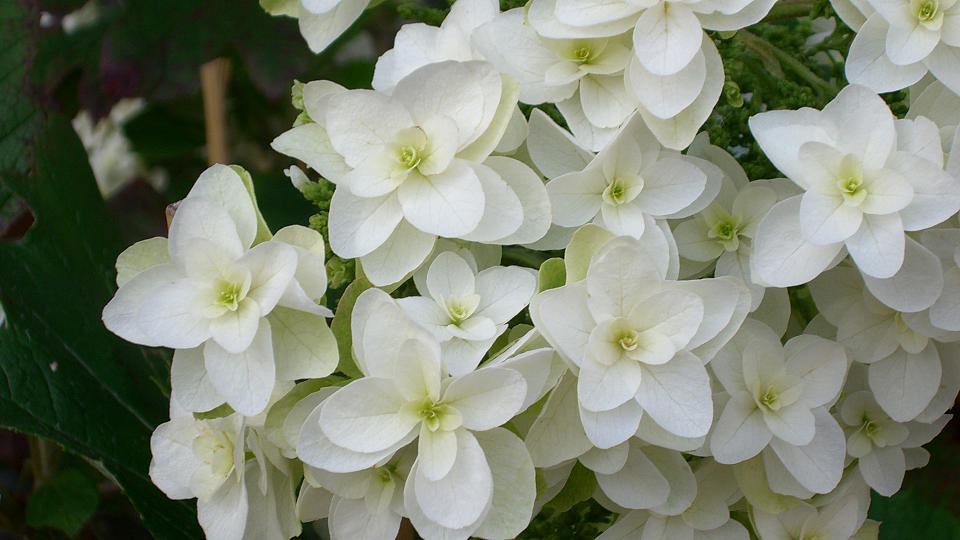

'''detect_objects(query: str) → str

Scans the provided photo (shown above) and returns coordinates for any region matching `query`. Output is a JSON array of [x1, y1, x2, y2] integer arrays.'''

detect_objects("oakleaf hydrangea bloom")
[[530, 235, 750, 448], [710, 320, 848, 482], [103, 165, 335, 416], [150, 412, 301, 540], [397, 251, 537, 375], [838, 0, 960, 94], [262, 0, 371, 54], [749, 84, 960, 286], [546, 115, 720, 237], [839, 390, 951, 496], [271, 60, 550, 285], [297, 289, 537, 538]]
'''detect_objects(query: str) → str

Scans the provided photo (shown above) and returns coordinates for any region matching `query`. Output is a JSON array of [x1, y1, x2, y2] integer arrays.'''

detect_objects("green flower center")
[[758, 388, 782, 411], [397, 145, 421, 170], [836, 173, 867, 206], [573, 46, 592, 62], [917, 0, 939, 20], [216, 280, 245, 311], [618, 330, 640, 351]]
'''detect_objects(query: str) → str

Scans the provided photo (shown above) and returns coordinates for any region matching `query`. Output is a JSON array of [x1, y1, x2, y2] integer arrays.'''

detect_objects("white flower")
[[373, 0, 499, 92], [844, 0, 960, 94], [753, 495, 862, 540], [397, 251, 536, 375], [297, 288, 536, 537], [263, 0, 372, 54], [103, 165, 334, 416], [749, 84, 960, 286], [271, 61, 550, 285], [710, 320, 848, 466], [546, 115, 719, 238], [838, 391, 951, 496], [530, 235, 750, 446], [808, 266, 958, 422], [473, 9, 637, 130], [149, 414, 301, 540], [597, 460, 750, 540]]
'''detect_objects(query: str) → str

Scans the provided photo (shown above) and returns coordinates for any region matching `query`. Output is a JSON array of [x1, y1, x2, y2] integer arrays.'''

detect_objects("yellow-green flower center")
[[917, 0, 939, 20], [216, 281, 245, 311], [398, 145, 421, 170], [618, 330, 640, 351], [573, 46, 592, 63], [758, 388, 782, 411]]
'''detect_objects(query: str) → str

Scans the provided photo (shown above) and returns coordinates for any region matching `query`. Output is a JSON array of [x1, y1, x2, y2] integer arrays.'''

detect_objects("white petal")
[[822, 84, 897, 165], [885, 21, 940, 65], [580, 399, 644, 449], [358, 220, 436, 287], [763, 403, 816, 447], [412, 429, 493, 529], [457, 163, 524, 243], [270, 308, 339, 381], [186, 165, 258, 251], [859, 447, 906, 496], [632, 3, 703, 76], [645, 446, 697, 516], [475, 265, 537, 323], [297, 0, 370, 54], [845, 15, 928, 92], [579, 443, 630, 475], [783, 334, 848, 408], [325, 90, 412, 166], [546, 168, 606, 228], [426, 251, 478, 304], [636, 351, 713, 438], [103, 263, 181, 347], [328, 189, 403, 259], [168, 197, 244, 263], [319, 378, 419, 453], [329, 497, 402, 540], [443, 367, 526, 430], [768, 408, 845, 494], [845, 213, 905, 278], [751, 196, 844, 287], [483, 156, 553, 245], [472, 428, 537, 540], [418, 428, 459, 482], [197, 475, 248, 540], [888, 151, 960, 230], [529, 283, 596, 367], [931, 267, 960, 331], [398, 161, 485, 237], [271, 123, 350, 182], [925, 42, 960, 95], [580, 74, 638, 129], [636, 157, 709, 217], [799, 191, 863, 245], [586, 236, 664, 320], [628, 50, 706, 119], [578, 357, 645, 412], [240, 241, 298, 315], [140, 278, 212, 349], [170, 347, 223, 413], [868, 345, 941, 422], [595, 443, 670, 509], [710, 391, 771, 464], [208, 299, 262, 354], [525, 109, 594, 179], [149, 419, 201, 499], [203, 320, 275, 416], [525, 373, 594, 467], [862, 237, 943, 312]]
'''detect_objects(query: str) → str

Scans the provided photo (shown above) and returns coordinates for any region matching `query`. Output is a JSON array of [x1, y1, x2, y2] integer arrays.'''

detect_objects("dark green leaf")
[[538, 258, 566, 292], [26, 468, 99, 536], [544, 462, 597, 513]]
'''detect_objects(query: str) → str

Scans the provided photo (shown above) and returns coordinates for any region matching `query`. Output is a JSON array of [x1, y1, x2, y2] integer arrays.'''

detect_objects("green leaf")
[[26, 468, 99, 536], [544, 462, 597, 513], [329, 276, 374, 379], [0, 116, 202, 539], [870, 490, 960, 540], [538, 258, 566, 292]]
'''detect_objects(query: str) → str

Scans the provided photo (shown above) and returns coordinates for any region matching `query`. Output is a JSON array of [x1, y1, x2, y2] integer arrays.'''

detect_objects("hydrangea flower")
[[749, 84, 960, 286]]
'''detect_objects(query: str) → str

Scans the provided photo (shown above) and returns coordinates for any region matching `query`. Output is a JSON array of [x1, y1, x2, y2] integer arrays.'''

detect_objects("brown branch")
[[200, 58, 232, 166]]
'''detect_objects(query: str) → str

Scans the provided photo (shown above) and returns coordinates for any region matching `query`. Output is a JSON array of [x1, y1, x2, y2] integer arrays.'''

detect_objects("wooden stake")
[[200, 58, 232, 166]]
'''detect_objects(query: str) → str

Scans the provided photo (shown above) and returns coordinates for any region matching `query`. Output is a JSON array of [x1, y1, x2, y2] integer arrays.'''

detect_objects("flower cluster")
[[103, 1, 960, 539]]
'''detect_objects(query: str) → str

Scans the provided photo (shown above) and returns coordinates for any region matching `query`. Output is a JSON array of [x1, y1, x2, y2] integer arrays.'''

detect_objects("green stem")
[[735, 30, 837, 98], [760, 0, 814, 22]]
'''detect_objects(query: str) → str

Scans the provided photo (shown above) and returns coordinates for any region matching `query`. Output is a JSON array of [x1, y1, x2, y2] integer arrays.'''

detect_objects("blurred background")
[[0, 0, 956, 538]]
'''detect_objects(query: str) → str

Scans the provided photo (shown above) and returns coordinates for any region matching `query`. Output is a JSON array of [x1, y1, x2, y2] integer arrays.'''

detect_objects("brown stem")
[[396, 518, 414, 540], [200, 58, 232, 166]]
